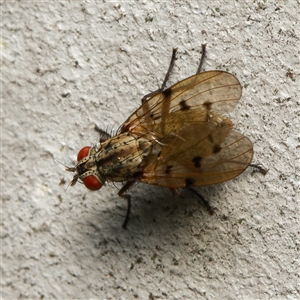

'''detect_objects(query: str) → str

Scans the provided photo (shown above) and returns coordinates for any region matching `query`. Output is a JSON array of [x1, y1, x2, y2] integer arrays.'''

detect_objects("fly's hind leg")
[[141, 48, 178, 103], [118, 180, 136, 229], [187, 187, 214, 215], [250, 164, 268, 175]]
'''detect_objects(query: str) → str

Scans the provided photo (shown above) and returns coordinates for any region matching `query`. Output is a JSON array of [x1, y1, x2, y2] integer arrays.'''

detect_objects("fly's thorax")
[[95, 133, 154, 182]]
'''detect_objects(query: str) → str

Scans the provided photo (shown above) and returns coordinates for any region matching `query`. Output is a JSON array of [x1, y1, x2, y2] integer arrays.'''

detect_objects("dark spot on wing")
[[165, 165, 173, 174], [162, 88, 172, 98], [179, 100, 190, 111], [213, 144, 222, 153], [185, 178, 195, 187], [192, 156, 202, 168], [203, 101, 212, 111]]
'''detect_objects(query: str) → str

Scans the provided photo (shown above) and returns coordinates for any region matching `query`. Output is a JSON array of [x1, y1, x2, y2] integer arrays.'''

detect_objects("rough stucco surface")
[[1, 1, 299, 299]]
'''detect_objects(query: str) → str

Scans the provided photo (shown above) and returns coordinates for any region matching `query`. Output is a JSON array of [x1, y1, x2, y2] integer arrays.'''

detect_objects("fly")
[[66, 45, 267, 228]]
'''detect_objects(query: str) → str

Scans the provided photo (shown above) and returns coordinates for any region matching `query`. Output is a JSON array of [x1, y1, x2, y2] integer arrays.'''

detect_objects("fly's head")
[[66, 145, 104, 191]]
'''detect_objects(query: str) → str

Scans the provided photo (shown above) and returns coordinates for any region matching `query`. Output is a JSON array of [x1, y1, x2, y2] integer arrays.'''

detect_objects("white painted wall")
[[2, 1, 299, 299]]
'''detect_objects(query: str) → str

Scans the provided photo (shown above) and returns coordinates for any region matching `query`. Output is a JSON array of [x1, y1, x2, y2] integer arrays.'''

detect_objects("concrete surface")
[[2, 1, 299, 299]]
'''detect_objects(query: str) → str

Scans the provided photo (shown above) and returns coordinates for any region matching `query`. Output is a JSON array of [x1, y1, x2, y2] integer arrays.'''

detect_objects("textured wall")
[[2, 1, 299, 299]]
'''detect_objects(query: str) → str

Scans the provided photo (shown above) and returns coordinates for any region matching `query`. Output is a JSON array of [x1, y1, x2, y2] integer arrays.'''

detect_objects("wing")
[[117, 70, 251, 188], [140, 122, 253, 188], [120, 71, 242, 135]]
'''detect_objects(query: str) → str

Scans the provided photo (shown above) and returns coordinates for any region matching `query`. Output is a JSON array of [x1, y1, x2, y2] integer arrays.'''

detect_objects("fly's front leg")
[[94, 125, 112, 143], [118, 180, 136, 229], [141, 48, 178, 104]]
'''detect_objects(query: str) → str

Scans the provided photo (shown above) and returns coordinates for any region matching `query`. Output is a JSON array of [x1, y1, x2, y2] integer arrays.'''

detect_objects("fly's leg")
[[186, 163, 267, 215], [118, 180, 136, 229], [196, 43, 207, 74], [158, 47, 178, 94], [141, 44, 207, 103], [94, 125, 112, 142], [141, 48, 178, 103], [250, 164, 268, 175], [187, 187, 214, 215], [184, 176, 214, 214], [170, 186, 213, 215]]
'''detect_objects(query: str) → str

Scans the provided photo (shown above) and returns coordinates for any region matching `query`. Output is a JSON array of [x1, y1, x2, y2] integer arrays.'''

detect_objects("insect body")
[[66, 46, 255, 228]]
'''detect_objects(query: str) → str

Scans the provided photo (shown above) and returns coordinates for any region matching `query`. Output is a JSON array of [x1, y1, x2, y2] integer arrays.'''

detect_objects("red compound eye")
[[83, 175, 102, 190], [77, 146, 91, 161]]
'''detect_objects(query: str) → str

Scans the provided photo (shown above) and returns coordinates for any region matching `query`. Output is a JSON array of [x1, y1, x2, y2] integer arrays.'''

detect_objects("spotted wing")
[[119, 71, 242, 135], [140, 122, 253, 188]]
